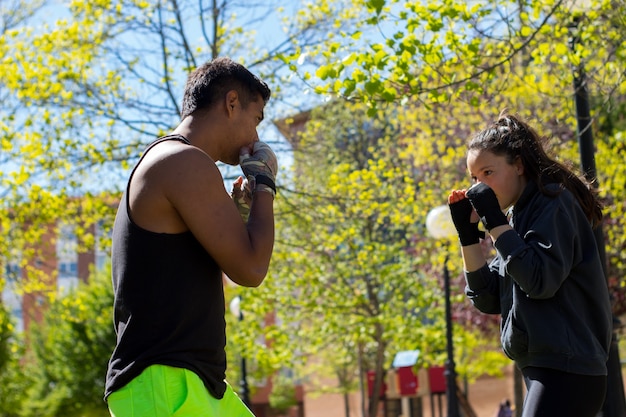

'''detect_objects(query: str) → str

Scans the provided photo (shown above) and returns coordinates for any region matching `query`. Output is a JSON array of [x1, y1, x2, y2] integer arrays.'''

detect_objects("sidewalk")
[[303, 365, 515, 417]]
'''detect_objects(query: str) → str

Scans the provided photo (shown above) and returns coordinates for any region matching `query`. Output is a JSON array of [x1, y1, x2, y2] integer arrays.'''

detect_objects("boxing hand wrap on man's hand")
[[448, 198, 483, 246], [466, 183, 508, 231], [230, 176, 252, 221], [239, 141, 278, 197]]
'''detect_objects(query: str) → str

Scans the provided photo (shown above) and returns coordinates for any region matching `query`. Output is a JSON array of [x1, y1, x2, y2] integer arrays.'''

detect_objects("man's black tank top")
[[105, 135, 227, 400]]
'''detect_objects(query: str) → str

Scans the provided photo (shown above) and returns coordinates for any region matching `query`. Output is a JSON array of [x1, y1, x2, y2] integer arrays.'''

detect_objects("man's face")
[[225, 95, 265, 166]]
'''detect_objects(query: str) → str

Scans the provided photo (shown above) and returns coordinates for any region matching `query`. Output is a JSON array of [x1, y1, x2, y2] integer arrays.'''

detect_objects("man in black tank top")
[[105, 57, 277, 417]]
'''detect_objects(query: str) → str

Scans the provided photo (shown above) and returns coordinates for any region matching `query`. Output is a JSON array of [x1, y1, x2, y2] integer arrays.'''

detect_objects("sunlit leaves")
[[0, 306, 27, 415], [281, 0, 624, 130], [19, 265, 114, 417], [246, 100, 510, 405]]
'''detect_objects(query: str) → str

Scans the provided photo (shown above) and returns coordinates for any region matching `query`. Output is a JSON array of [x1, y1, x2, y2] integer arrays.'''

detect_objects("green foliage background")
[[0, 0, 625, 416]]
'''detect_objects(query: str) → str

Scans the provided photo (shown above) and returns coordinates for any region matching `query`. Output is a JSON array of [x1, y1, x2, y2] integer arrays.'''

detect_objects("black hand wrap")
[[254, 174, 276, 195], [448, 198, 483, 246], [466, 183, 508, 231]]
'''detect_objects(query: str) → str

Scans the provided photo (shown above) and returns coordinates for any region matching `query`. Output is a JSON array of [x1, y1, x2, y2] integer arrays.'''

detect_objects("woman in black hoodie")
[[447, 112, 612, 417]]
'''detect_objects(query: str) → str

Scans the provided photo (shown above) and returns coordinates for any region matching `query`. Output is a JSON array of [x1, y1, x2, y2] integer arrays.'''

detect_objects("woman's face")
[[466, 149, 527, 210]]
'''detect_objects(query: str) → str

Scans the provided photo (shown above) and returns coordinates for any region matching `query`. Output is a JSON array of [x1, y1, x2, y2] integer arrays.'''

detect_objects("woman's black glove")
[[466, 183, 508, 231], [448, 198, 483, 246]]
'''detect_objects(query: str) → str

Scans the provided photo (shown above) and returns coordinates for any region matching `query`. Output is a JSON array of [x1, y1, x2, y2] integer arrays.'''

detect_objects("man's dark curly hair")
[[181, 57, 271, 120]]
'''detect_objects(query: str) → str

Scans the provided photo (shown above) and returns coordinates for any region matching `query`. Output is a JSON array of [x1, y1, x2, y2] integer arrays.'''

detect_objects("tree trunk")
[[367, 325, 387, 417]]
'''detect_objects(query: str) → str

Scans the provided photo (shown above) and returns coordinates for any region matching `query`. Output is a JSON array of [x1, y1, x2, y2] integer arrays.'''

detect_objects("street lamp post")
[[229, 296, 251, 408], [426, 205, 460, 417]]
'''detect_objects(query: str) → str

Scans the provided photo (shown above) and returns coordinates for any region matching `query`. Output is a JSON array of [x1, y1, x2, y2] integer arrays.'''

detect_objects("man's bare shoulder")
[[141, 140, 215, 170], [129, 140, 225, 233], [137, 140, 225, 189]]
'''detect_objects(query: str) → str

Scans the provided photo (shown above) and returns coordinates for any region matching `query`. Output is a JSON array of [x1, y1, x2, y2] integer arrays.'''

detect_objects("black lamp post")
[[426, 206, 461, 417], [230, 296, 251, 408], [569, 15, 626, 417], [442, 256, 460, 417]]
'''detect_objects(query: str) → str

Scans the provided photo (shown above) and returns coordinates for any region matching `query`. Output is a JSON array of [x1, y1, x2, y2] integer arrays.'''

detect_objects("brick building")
[[1, 222, 107, 332]]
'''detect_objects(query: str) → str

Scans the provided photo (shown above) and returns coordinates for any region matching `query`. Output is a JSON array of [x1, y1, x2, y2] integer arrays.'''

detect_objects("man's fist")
[[240, 141, 278, 196], [231, 176, 252, 221]]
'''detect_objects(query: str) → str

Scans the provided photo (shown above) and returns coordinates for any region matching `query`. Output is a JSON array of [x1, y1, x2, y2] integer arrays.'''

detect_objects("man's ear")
[[226, 90, 239, 115]]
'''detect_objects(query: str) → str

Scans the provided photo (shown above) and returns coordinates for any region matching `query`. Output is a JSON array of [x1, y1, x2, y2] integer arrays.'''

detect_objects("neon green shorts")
[[107, 365, 253, 417]]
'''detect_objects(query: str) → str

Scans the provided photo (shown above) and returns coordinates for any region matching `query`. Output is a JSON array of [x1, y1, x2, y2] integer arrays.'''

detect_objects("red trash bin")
[[397, 366, 418, 396], [428, 366, 446, 394]]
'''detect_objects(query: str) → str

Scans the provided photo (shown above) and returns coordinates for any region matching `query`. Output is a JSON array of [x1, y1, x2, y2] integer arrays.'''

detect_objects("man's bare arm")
[[163, 147, 274, 287]]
